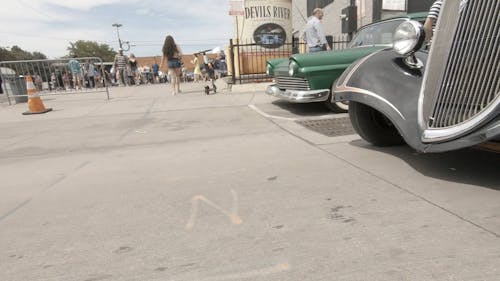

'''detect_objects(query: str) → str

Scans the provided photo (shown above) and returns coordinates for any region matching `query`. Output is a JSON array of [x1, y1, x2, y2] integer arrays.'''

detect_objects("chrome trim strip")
[[422, 101, 500, 142], [335, 85, 405, 120], [266, 84, 330, 103], [336, 49, 385, 88], [275, 76, 310, 91], [489, 122, 500, 132], [350, 44, 393, 49]]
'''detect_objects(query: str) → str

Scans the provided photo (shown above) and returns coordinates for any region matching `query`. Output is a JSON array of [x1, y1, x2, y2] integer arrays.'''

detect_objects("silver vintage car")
[[333, 0, 499, 153]]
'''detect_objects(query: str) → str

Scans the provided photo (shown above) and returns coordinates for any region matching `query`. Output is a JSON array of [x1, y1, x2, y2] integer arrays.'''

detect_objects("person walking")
[[62, 71, 70, 90], [113, 48, 129, 86], [191, 54, 202, 83], [68, 56, 83, 90], [152, 60, 159, 84], [49, 72, 56, 91], [424, 0, 443, 43], [129, 53, 140, 86], [303, 8, 331, 53], [160, 35, 182, 95], [84, 59, 96, 88], [55, 68, 64, 90], [34, 73, 43, 91]]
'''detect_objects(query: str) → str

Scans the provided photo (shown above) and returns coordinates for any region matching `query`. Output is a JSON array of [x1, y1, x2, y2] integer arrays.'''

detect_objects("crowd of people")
[[45, 57, 108, 91], [0, 46, 228, 95], [110, 41, 227, 94], [110, 48, 163, 87]]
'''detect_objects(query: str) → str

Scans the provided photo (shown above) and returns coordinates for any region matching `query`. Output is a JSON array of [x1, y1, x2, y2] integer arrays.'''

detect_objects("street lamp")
[[112, 23, 123, 49]]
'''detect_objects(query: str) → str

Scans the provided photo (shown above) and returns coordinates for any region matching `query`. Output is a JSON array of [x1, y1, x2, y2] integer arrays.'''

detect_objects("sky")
[[0, 0, 236, 59]]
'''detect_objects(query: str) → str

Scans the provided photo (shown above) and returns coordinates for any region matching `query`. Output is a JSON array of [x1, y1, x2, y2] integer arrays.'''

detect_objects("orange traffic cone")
[[22, 75, 52, 115]]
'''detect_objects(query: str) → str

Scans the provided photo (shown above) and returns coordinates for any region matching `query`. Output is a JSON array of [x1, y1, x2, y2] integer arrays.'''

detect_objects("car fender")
[[334, 49, 428, 149]]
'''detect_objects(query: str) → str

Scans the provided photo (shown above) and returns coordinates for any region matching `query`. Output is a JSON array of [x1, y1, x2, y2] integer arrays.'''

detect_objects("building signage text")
[[244, 6, 291, 20]]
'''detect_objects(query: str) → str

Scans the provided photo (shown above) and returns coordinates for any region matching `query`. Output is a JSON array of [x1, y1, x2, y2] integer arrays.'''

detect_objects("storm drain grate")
[[296, 117, 355, 137]]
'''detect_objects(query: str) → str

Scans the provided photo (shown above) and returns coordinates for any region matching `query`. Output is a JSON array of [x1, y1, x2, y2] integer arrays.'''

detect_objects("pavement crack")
[[0, 198, 32, 222], [117, 98, 156, 142], [0, 160, 91, 223]]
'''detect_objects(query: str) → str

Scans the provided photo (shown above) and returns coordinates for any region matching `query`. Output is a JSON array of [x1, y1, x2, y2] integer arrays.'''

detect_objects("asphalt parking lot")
[[0, 83, 499, 281]]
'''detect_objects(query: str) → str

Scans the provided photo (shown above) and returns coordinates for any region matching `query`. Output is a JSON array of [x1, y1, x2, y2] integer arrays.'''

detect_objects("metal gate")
[[0, 57, 110, 105], [228, 35, 349, 84]]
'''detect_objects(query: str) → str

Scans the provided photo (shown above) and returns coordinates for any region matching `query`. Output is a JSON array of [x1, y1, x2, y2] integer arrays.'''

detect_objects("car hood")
[[272, 58, 291, 74], [268, 58, 288, 68], [294, 46, 385, 67], [272, 46, 386, 77]]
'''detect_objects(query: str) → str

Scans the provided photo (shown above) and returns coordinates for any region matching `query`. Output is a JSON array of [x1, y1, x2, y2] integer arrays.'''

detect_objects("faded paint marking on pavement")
[[248, 104, 297, 121], [248, 104, 338, 121], [185, 189, 242, 230]]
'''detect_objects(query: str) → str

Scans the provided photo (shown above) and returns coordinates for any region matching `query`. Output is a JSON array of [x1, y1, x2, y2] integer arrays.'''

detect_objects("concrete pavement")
[[0, 82, 499, 281]]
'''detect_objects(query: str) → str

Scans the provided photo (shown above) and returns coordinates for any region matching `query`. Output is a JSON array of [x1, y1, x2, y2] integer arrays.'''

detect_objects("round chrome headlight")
[[393, 21, 425, 56], [288, 60, 297, 76], [266, 63, 272, 76]]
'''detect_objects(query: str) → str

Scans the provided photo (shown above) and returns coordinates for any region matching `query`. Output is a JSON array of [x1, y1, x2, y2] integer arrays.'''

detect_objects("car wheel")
[[323, 90, 348, 113], [349, 101, 405, 147]]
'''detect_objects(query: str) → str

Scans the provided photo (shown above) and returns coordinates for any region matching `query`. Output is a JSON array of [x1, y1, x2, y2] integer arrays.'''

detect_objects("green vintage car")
[[265, 12, 427, 113]]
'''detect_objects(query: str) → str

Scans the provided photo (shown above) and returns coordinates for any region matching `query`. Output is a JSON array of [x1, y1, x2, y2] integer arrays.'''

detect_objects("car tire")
[[349, 101, 405, 147], [323, 91, 349, 113]]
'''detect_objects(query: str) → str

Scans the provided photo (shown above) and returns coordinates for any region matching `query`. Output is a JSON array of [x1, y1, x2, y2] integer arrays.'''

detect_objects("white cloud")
[[44, 0, 138, 11], [0, 0, 235, 58], [0, 1, 68, 22], [135, 8, 152, 16]]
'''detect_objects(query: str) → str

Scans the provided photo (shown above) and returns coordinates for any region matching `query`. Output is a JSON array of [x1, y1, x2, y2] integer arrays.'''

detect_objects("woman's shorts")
[[168, 59, 181, 69]]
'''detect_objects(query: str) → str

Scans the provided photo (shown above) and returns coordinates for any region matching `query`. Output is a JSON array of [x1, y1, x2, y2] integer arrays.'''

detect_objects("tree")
[[0, 45, 47, 61], [0, 47, 14, 61], [67, 40, 116, 62], [31, 51, 47, 60]]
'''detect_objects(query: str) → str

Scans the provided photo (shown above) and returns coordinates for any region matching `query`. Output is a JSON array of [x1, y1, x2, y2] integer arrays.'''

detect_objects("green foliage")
[[67, 40, 116, 62], [0, 45, 47, 61]]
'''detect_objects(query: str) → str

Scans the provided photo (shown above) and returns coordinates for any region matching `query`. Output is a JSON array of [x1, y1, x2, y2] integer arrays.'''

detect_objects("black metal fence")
[[228, 35, 350, 84]]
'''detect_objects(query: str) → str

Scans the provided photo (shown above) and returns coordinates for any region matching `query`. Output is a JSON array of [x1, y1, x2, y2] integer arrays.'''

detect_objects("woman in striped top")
[[424, 0, 443, 43]]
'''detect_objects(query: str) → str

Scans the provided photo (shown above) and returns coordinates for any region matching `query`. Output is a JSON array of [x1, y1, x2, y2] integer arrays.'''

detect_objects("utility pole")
[[341, 1, 358, 41], [112, 23, 123, 49], [372, 0, 382, 22], [350, 0, 357, 40]]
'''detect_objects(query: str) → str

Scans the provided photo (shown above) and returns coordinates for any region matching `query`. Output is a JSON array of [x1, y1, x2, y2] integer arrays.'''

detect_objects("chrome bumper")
[[265, 84, 330, 103]]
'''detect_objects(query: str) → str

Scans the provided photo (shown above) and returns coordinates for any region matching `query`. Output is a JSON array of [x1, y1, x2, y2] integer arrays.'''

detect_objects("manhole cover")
[[296, 117, 355, 137]]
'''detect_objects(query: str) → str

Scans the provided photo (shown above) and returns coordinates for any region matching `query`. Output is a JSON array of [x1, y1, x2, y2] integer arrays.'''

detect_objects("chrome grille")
[[428, 0, 500, 128], [275, 77, 310, 91]]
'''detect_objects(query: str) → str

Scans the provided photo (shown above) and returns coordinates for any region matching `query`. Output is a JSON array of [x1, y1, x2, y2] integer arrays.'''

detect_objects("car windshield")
[[349, 19, 405, 48]]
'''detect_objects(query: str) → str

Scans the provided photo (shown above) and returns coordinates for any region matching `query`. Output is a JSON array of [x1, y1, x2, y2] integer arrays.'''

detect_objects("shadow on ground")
[[271, 100, 332, 116], [350, 140, 500, 191]]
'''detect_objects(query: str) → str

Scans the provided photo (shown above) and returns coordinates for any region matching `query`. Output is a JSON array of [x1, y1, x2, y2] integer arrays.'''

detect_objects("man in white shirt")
[[303, 8, 331, 53]]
